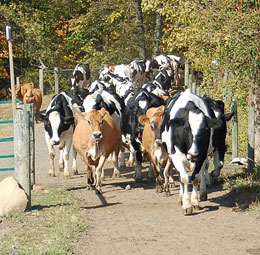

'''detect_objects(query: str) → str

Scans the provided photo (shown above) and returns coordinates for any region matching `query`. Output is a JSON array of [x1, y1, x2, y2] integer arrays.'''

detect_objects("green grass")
[[220, 166, 260, 211], [0, 188, 87, 255]]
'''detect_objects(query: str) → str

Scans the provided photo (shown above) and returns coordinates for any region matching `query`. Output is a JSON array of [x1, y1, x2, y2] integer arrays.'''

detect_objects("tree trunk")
[[255, 82, 260, 166], [135, 0, 146, 59], [152, 9, 162, 58]]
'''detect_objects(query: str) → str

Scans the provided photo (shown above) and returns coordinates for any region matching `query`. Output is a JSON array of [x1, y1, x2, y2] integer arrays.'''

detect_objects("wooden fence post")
[[29, 104, 35, 186], [54, 67, 59, 94], [248, 94, 255, 174], [14, 104, 32, 210], [231, 99, 238, 159], [192, 82, 196, 94], [188, 74, 192, 89], [184, 59, 189, 88], [39, 68, 44, 96]]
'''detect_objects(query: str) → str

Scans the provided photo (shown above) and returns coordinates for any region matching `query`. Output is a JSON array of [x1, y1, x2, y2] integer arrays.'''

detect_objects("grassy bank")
[[0, 188, 87, 255], [220, 166, 260, 213]]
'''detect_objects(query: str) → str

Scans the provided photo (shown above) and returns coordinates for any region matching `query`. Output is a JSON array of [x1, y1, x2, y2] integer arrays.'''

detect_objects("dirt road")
[[32, 120, 260, 255]]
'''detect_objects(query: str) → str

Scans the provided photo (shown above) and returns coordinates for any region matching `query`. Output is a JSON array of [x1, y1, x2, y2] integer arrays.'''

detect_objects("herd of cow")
[[15, 53, 234, 215]]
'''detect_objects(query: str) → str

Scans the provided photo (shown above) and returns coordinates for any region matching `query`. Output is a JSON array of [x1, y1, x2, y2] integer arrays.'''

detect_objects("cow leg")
[[199, 160, 208, 201], [72, 147, 78, 175], [59, 149, 64, 172], [62, 137, 73, 178], [171, 154, 192, 214], [112, 151, 120, 178], [183, 182, 192, 215], [128, 144, 135, 167], [45, 132, 56, 177], [204, 159, 211, 185], [119, 146, 125, 167], [191, 179, 200, 210], [86, 166, 94, 190], [211, 150, 223, 178], [163, 159, 172, 196], [95, 156, 107, 193], [179, 182, 184, 205], [131, 139, 142, 182], [147, 164, 154, 181]]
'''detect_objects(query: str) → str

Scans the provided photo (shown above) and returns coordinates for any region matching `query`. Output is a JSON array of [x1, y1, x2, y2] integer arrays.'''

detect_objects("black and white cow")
[[88, 80, 114, 94], [37, 92, 81, 178], [142, 82, 169, 98], [71, 63, 91, 89], [121, 88, 165, 181], [129, 59, 147, 86], [99, 70, 134, 98], [146, 54, 183, 85], [203, 96, 234, 179], [110, 64, 133, 81], [161, 89, 223, 215]]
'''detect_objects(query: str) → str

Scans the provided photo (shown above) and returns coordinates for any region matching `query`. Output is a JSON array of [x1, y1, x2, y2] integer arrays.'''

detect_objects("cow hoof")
[[48, 173, 55, 177], [183, 207, 193, 215], [200, 193, 208, 201], [65, 174, 70, 179], [156, 186, 163, 193], [192, 204, 200, 211], [165, 190, 170, 197]]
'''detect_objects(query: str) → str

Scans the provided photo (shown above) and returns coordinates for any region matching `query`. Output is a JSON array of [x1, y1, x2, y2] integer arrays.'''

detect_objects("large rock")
[[0, 176, 28, 216]]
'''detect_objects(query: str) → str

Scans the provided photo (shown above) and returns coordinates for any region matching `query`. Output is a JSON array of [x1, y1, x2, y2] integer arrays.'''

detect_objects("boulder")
[[0, 176, 28, 216]]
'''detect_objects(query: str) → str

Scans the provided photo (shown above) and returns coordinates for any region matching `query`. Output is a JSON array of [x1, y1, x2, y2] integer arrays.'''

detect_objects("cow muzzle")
[[51, 140, 60, 146], [154, 139, 163, 147], [92, 132, 103, 141]]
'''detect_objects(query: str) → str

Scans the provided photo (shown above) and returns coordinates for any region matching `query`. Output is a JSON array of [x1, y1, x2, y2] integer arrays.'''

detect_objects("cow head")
[[75, 108, 108, 144], [138, 105, 165, 147], [37, 109, 74, 146], [23, 88, 35, 104]]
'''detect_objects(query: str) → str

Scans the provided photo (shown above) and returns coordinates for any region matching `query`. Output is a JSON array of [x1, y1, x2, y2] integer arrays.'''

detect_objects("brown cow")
[[14, 82, 35, 102], [22, 88, 42, 113], [73, 108, 121, 192], [138, 105, 174, 194]]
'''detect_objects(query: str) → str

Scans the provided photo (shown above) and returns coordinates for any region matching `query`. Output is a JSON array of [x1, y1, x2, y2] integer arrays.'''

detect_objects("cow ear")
[[157, 105, 165, 114], [138, 115, 149, 126], [99, 107, 107, 118], [75, 113, 84, 122], [224, 112, 234, 121], [170, 118, 184, 127], [207, 117, 223, 129]]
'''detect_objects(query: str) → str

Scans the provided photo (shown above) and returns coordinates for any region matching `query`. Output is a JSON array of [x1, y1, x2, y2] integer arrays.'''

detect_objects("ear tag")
[[73, 103, 78, 108]]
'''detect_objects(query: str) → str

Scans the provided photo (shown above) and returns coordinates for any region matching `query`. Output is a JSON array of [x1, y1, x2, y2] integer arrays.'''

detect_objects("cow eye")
[[100, 119, 104, 126], [87, 119, 92, 125]]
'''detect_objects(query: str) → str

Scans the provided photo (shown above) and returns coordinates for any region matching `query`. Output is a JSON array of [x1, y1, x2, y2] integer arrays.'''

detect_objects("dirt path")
[[2, 98, 260, 255], [31, 120, 260, 255]]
